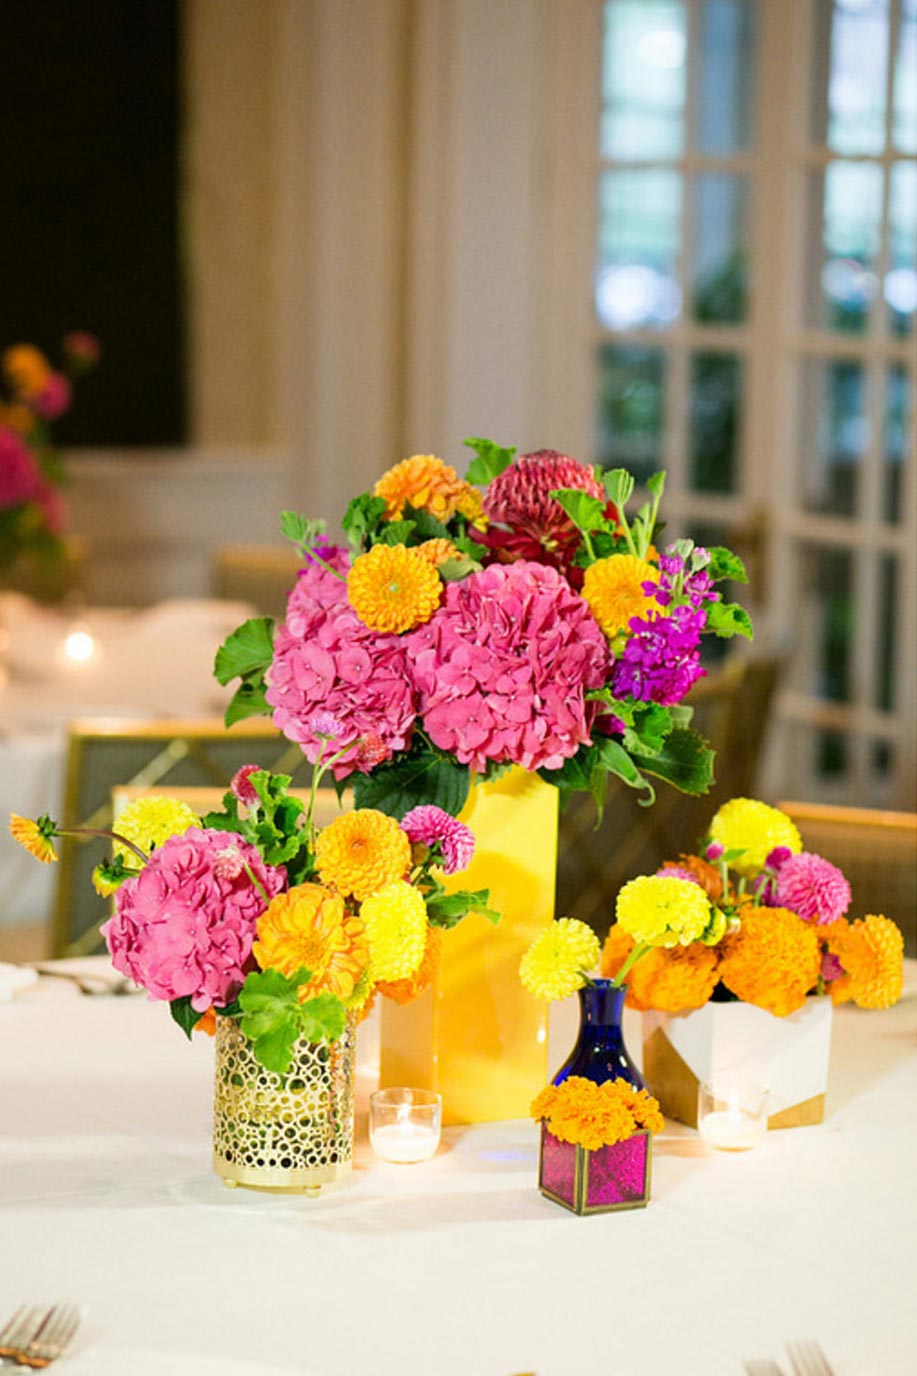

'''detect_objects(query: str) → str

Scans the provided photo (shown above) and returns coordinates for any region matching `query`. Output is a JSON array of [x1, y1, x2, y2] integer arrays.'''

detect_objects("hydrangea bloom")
[[400, 805, 475, 874], [407, 561, 609, 772], [0, 426, 41, 509], [267, 544, 418, 778], [101, 828, 285, 1011], [773, 851, 852, 925]]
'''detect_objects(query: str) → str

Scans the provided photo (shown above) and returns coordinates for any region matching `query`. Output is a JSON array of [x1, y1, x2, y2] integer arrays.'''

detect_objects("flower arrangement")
[[214, 440, 753, 819], [9, 730, 497, 1074], [531, 1076, 664, 1152], [600, 796, 904, 1017], [0, 334, 99, 575]]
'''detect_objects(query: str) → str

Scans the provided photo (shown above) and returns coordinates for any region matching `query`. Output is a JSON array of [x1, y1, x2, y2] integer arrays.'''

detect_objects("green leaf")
[[223, 675, 272, 727], [706, 545, 748, 584], [427, 888, 501, 929], [603, 468, 635, 509], [594, 737, 656, 806], [438, 553, 481, 581], [341, 493, 387, 551], [376, 520, 417, 546], [646, 472, 666, 500], [280, 510, 310, 545], [239, 967, 311, 1074], [298, 992, 347, 1044], [623, 704, 672, 757], [213, 617, 275, 686], [630, 726, 715, 796], [402, 505, 451, 541], [668, 704, 695, 729], [549, 489, 609, 535], [352, 747, 471, 820], [705, 601, 754, 640], [170, 996, 201, 1041], [463, 436, 516, 485]]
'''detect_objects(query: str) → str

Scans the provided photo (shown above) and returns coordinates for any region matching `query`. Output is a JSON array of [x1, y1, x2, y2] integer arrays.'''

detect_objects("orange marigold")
[[315, 808, 411, 901], [376, 924, 444, 1005], [824, 914, 903, 1010], [718, 904, 821, 1016], [374, 453, 470, 522], [627, 942, 721, 1013], [531, 1076, 663, 1151], [3, 343, 51, 398], [347, 543, 443, 634], [253, 883, 368, 1002], [665, 853, 726, 904]]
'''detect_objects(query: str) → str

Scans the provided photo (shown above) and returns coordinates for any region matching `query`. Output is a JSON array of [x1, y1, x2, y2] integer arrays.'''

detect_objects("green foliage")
[[238, 967, 347, 1075], [213, 617, 275, 686], [426, 888, 500, 930], [223, 676, 272, 727], [438, 552, 481, 581], [376, 519, 417, 546], [170, 996, 201, 1041], [463, 436, 516, 485], [549, 489, 609, 536], [603, 468, 635, 508], [705, 601, 754, 640], [352, 745, 471, 820], [623, 703, 672, 758], [280, 510, 326, 548], [402, 505, 451, 542], [629, 726, 715, 796], [341, 493, 387, 552]]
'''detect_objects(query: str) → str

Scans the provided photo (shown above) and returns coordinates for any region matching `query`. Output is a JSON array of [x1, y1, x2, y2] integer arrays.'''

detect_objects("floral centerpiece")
[[0, 334, 99, 579]]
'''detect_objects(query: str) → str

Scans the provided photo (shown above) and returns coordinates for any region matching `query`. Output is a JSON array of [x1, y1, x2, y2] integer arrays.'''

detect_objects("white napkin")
[[0, 962, 38, 1003]]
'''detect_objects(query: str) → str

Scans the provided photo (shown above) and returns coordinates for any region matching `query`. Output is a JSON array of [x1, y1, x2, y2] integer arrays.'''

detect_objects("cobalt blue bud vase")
[[552, 978, 645, 1091]]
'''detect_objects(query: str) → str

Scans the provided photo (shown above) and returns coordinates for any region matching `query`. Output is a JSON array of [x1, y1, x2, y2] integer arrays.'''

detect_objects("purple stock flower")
[[611, 605, 706, 706]]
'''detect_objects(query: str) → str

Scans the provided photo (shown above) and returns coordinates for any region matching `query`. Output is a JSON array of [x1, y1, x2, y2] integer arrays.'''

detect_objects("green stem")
[[301, 546, 346, 583], [59, 826, 149, 866], [615, 504, 639, 559], [609, 940, 650, 989], [241, 861, 270, 906], [581, 528, 597, 564]]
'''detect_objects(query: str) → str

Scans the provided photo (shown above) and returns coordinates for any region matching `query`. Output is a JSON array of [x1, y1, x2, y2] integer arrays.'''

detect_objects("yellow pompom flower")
[[824, 914, 904, 1010], [374, 453, 469, 521], [455, 485, 489, 530], [376, 924, 444, 1005], [582, 554, 663, 640], [113, 796, 199, 861], [519, 918, 601, 1000], [615, 875, 712, 949], [254, 883, 368, 1002], [9, 813, 58, 864], [315, 808, 411, 901], [3, 344, 51, 398], [708, 798, 802, 877], [360, 881, 428, 981], [347, 543, 443, 634]]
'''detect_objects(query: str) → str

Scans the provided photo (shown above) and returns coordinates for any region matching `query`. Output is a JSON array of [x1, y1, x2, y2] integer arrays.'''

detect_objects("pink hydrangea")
[[407, 561, 609, 773], [101, 828, 285, 1011], [401, 805, 475, 874], [267, 545, 417, 778], [773, 851, 852, 925], [0, 426, 41, 510]]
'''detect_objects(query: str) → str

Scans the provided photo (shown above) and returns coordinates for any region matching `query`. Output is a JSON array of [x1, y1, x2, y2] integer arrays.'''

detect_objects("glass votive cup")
[[370, 1087, 442, 1164], [697, 1078, 769, 1151]]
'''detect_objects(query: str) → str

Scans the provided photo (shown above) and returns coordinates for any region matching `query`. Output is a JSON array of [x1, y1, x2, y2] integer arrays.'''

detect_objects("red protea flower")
[[475, 450, 613, 579]]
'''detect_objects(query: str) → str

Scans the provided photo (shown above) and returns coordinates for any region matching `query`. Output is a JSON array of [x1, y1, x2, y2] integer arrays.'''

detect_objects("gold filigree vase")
[[212, 1014, 356, 1195]]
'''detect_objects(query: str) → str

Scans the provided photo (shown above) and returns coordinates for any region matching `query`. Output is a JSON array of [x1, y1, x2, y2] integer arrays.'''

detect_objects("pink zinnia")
[[406, 561, 609, 773], [33, 372, 72, 420], [231, 764, 262, 807], [656, 864, 703, 887], [267, 544, 418, 778], [773, 851, 852, 925], [401, 805, 475, 874], [0, 426, 41, 510], [476, 450, 610, 578], [101, 828, 285, 1011]]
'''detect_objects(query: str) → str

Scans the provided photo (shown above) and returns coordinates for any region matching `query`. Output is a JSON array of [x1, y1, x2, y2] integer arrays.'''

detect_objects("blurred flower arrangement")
[[215, 440, 754, 819], [599, 796, 904, 1017], [0, 334, 99, 574], [9, 726, 496, 1073]]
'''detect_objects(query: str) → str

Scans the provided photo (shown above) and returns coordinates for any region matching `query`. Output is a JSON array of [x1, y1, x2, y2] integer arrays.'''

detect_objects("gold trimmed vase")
[[212, 1014, 356, 1194]]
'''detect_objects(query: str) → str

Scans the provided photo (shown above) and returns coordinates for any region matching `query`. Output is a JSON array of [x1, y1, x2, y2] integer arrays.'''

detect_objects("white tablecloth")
[[1, 963, 915, 1376], [0, 596, 252, 927]]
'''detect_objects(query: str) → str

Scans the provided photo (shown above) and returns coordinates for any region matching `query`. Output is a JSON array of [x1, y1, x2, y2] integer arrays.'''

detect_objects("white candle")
[[370, 1121, 439, 1164], [698, 1107, 766, 1151]]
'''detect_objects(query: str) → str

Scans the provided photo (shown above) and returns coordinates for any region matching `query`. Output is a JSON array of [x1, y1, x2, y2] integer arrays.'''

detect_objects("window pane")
[[809, 161, 883, 332], [821, 0, 890, 156], [876, 554, 898, 710], [689, 352, 743, 493], [800, 544, 854, 704], [816, 728, 849, 778], [801, 359, 866, 517], [884, 363, 912, 521], [894, 0, 917, 152], [596, 170, 682, 330], [601, 0, 687, 161], [595, 343, 666, 481], [691, 173, 749, 323], [697, 0, 757, 153], [887, 161, 917, 337]]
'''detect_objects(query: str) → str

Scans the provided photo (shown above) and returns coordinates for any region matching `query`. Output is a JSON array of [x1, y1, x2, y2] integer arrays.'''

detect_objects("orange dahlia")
[[824, 914, 904, 1009], [664, 853, 726, 904], [374, 453, 472, 522], [718, 904, 821, 1016], [347, 543, 442, 634], [582, 554, 663, 640], [376, 923, 444, 1004], [315, 808, 411, 901], [9, 813, 58, 864], [416, 537, 461, 567], [253, 883, 368, 1002]]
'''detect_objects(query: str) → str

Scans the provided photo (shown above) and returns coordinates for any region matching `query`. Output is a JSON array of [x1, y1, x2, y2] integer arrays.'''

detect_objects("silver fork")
[[786, 1339, 835, 1376], [0, 1303, 82, 1369]]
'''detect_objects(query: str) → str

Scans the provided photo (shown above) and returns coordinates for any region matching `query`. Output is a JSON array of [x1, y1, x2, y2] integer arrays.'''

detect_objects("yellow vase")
[[380, 767, 559, 1125]]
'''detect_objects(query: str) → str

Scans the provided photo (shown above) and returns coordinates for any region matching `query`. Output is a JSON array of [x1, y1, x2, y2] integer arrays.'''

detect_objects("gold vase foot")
[[304, 1185, 321, 1198], [223, 1178, 239, 1189]]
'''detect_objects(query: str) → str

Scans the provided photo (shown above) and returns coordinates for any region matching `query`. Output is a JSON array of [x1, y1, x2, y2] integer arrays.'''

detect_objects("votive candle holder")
[[370, 1087, 442, 1164]]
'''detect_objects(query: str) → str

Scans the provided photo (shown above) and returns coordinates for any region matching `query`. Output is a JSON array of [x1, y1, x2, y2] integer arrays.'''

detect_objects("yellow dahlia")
[[416, 537, 461, 567], [3, 344, 51, 398], [455, 485, 488, 530], [519, 918, 601, 1000], [315, 808, 411, 901], [9, 813, 58, 864], [615, 875, 712, 949], [708, 798, 802, 878], [376, 924, 444, 1004], [824, 914, 903, 1010], [374, 453, 469, 521], [582, 554, 663, 640], [113, 796, 199, 862], [360, 880, 428, 981], [347, 543, 443, 634], [718, 904, 820, 1016], [253, 883, 368, 1001]]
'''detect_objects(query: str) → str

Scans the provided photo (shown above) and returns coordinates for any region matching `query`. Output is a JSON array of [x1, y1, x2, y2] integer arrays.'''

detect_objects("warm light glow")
[[64, 627, 96, 663]]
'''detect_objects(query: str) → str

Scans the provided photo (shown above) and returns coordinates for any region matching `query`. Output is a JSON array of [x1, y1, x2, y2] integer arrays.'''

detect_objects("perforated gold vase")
[[212, 1014, 356, 1195]]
